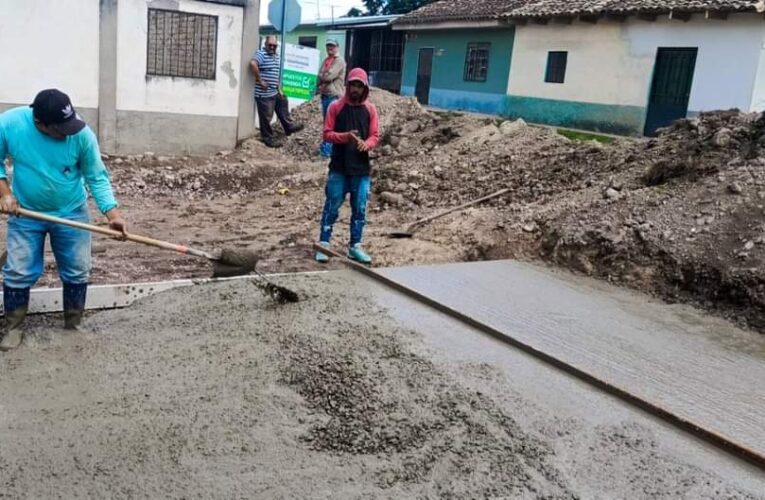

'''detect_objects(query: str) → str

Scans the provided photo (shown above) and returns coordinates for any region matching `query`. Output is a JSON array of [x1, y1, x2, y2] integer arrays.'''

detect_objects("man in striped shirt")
[[250, 35, 302, 148]]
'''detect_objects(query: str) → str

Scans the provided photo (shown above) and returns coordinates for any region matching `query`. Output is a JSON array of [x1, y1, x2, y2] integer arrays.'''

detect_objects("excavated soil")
[[0, 274, 761, 498], [3, 90, 765, 331]]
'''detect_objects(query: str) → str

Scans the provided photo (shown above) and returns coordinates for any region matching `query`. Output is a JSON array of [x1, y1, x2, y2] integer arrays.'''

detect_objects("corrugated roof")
[[393, 0, 762, 24]]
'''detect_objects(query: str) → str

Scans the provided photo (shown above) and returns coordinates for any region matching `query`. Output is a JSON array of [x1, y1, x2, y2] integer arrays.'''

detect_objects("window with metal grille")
[[369, 30, 404, 72], [545, 51, 568, 84], [464, 43, 490, 82], [298, 36, 317, 48], [147, 8, 218, 80]]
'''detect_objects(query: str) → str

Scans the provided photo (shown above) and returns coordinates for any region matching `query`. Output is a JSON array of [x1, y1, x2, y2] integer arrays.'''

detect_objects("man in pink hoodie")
[[315, 68, 379, 264]]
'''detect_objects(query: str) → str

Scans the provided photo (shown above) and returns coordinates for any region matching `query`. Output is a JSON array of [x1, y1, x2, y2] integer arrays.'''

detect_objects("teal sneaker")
[[348, 244, 372, 264], [315, 241, 330, 263]]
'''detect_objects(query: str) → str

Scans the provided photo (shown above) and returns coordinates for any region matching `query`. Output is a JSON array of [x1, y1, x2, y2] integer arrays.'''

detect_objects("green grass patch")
[[556, 129, 617, 144]]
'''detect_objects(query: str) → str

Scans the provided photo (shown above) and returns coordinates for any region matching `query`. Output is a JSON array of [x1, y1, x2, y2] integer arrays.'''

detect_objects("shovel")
[[388, 188, 510, 239], [2, 207, 299, 303]]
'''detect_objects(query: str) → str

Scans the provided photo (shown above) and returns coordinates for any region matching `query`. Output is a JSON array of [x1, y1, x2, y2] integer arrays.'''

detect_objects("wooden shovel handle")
[[12, 207, 215, 260], [407, 188, 510, 231]]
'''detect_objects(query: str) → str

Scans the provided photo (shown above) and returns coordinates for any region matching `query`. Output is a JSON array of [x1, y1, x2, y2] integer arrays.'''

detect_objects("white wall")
[[0, 0, 100, 107], [116, 0, 244, 117], [750, 29, 765, 112], [509, 13, 765, 112]]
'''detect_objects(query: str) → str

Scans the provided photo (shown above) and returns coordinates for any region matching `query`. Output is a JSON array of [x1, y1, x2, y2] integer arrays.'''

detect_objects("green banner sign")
[[282, 69, 317, 101]]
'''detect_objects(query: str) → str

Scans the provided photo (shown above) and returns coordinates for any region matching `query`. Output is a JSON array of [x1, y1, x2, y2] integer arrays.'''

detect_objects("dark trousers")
[[256, 94, 296, 143]]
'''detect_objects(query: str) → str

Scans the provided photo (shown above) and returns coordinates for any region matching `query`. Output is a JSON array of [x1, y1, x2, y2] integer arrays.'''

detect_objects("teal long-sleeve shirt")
[[0, 106, 118, 216]]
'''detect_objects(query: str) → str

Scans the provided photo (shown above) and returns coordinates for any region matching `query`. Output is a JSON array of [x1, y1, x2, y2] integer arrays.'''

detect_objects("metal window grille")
[[464, 43, 490, 82], [369, 30, 404, 72], [545, 51, 568, 84], [147, 8, 218, 80]]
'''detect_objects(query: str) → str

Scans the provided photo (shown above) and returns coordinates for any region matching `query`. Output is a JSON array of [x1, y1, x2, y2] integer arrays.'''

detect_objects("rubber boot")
[[348, 244, 372, 264], [0, 286, 30, 351], [315, 241, 331, 263], [63, 283, 87, 330]]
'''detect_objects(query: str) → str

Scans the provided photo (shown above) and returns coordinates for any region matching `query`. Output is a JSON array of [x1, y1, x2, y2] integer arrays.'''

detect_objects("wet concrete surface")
[[380, 260, 765, 459], [0, 269, 763, 498]]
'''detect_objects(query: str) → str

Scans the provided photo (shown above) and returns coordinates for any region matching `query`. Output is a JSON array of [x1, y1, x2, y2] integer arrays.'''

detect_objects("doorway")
[[415, 48, 434, 105], [644, 47, 698, 136]]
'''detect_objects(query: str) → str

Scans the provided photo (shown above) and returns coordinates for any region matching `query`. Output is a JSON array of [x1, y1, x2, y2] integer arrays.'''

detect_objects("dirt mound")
[[283, 88, 429, 160], [642, 110, 765, 186], [106, 138, 302, 199], [373, 112, 630, 209]]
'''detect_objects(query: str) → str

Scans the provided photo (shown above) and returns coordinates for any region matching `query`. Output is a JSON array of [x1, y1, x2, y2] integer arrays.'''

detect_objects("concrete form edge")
[[5, 271, 328, 315]]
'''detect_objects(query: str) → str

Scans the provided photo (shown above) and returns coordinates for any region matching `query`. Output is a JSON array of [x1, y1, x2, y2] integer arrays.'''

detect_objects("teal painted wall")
[[260, 26, 346, 54], [504, 96, 646, 136], [401, 28, 515, 99]]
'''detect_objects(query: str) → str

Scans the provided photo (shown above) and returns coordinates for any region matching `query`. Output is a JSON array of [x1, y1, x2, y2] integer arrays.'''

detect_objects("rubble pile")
[[284, 89, 427, 160], [105, 142, 299, 199], [373, 114, 628, 207], [531, 111, 765, 329], [641, 111, 765, 186]]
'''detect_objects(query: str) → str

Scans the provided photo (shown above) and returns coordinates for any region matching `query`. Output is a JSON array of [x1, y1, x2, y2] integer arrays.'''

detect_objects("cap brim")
[[51, 114, 86, 136]]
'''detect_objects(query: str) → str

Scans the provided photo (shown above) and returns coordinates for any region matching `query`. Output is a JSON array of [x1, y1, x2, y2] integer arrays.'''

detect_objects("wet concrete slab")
[[2, 270, 763, 497], [378, 260, 765, 459]]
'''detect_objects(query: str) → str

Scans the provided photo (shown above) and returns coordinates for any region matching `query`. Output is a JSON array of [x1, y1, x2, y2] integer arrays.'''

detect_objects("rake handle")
[[11, 207, 216, 261], [407, 188, 510, 231]]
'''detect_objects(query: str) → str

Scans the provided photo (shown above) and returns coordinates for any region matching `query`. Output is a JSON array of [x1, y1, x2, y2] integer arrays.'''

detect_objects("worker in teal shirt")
[[0, 89, 127, 351]]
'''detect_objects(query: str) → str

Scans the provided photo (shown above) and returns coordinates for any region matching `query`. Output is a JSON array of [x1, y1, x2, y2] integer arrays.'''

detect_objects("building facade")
[[262, 15, 404, 93], [0, 0, 259, 154], [395, 0, 765, 136]]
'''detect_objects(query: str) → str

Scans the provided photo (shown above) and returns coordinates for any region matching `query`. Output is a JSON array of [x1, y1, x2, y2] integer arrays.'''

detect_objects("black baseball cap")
[[30, 89, 86, 136]]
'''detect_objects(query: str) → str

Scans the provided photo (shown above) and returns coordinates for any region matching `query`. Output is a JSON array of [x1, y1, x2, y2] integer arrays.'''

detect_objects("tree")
[[359, 0, 436, 16], [361, 0, 386, 15], [345, 7, 364, 17]]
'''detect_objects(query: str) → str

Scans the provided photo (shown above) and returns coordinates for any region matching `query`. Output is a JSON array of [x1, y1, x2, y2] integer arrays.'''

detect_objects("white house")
[[395, 0, 765, 136], [0, 0, 259, 154]]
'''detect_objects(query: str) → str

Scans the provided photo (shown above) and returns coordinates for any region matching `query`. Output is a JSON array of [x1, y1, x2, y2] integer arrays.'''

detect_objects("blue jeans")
[[320, 95, 338, 157], [3, 205, 92, 288], [319, 171, 370, 247]]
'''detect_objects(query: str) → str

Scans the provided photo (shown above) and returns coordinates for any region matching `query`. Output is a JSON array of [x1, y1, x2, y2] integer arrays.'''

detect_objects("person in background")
[[317, 38, 346, 158], [0, 89, 127, 351], [314, 68, 379, 265], [250, 35, 303, 148]]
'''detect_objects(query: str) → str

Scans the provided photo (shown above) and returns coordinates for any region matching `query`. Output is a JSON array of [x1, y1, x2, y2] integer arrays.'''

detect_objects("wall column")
[[98, 0, 119, 152], [237, 0, 260, 141]]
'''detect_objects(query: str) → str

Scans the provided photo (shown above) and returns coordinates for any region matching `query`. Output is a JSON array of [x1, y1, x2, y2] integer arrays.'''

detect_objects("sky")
[[259, 0, 366, 24]]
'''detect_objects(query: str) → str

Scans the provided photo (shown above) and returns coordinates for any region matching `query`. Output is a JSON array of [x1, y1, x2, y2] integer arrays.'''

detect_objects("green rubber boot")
[[63, 283, 87, 331], [0, 307, 28, 351], [64, 310, 84, 330]]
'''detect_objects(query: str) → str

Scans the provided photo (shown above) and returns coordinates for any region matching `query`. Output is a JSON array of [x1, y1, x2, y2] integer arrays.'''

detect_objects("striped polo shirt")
[[253, 49, 280, 98]]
